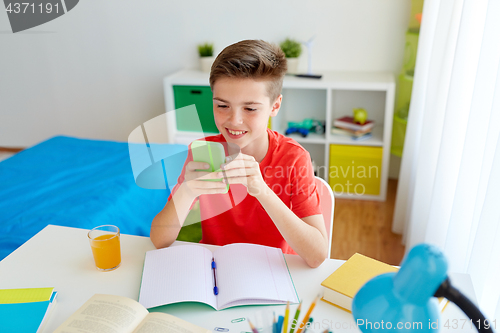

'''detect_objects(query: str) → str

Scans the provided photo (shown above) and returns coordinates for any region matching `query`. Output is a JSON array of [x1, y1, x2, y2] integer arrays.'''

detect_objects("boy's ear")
[[270, 94, 282, 117]]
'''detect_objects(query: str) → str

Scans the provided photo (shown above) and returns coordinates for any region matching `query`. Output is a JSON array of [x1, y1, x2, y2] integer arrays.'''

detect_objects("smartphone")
[[191, 140, 229, 194]]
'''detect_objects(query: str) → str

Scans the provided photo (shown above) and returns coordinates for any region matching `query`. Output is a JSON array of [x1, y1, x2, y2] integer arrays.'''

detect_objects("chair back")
[[314, 176, 335, 258]]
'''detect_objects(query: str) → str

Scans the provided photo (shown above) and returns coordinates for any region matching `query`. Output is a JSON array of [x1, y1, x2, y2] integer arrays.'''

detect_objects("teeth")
[[228, 129, 245, 135]]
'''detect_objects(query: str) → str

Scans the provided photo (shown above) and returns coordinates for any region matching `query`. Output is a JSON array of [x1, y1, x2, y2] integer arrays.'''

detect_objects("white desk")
[[0, 225, 477, 333]]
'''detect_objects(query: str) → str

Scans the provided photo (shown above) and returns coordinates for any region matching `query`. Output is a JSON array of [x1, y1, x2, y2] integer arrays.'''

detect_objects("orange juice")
[[90, 234, 121, 271]]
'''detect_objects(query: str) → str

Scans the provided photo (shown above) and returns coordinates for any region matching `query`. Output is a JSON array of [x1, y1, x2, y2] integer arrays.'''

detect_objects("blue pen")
[[212, 258, 219, 295]]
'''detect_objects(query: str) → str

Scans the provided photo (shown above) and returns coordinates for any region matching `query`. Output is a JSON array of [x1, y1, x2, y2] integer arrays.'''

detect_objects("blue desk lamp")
[[352, 243, 494, 333]]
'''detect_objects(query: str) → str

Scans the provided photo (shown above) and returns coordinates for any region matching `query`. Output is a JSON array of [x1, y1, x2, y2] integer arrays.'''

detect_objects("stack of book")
[[331, 116, 375, 141], [320, 253, 449, 313], [0, 287, 58, 332], [320, 253, 397, 312]]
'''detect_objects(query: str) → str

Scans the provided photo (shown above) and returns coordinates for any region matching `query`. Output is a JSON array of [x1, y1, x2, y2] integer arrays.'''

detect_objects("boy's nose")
[[228, 110, 244, 125]]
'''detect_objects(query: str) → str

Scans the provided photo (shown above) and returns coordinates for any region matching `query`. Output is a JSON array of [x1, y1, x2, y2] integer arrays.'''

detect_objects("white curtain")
[[393, 0, 500, 319]]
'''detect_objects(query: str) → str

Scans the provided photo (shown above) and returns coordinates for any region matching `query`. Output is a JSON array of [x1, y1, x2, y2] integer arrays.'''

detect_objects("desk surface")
[[0, 225, 477, 333]]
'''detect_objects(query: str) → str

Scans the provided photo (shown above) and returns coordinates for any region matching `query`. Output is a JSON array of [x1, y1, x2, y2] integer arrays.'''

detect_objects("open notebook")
[[138, 243, 299, 310]]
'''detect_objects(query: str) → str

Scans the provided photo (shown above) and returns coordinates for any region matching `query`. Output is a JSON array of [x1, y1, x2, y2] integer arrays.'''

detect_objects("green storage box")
[[404, 31, 419, 73], [173, 85, 219, 134], [395, 72, 414, 114], [409, 0, 424, 30], [391, 114, 408, 157]]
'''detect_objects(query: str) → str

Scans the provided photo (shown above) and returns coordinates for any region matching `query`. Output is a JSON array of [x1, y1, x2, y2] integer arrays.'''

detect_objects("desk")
[[0, 225, 477, 332]]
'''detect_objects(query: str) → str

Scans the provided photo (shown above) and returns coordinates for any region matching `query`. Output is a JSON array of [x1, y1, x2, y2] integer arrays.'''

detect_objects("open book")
[[54, 294, 210, 333], [139, 243, 299, 310]]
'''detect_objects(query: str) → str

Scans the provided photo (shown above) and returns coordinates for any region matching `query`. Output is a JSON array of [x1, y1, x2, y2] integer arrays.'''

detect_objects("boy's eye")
[[216, 105, 228, 109], [245, 108, 257, 112]]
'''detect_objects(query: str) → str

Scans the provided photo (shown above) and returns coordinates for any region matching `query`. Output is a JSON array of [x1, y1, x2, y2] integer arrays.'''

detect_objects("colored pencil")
[[289, 301, 302, 333], [283, 301, 290, 333], [248, 318, 259, 333], [295, 295, 319, 333], [303, 317, 313, 333]]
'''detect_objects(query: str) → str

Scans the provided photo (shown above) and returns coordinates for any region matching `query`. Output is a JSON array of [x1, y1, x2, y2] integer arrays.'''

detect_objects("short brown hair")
[[209, 40, 287, 102]]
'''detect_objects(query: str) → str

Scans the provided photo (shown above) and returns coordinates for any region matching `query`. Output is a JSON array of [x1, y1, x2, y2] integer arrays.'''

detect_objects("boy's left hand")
[[219, 153, 268, 197]]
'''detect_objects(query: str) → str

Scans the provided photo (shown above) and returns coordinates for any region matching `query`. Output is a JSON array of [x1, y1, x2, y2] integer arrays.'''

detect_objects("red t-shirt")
[[171, 129, 321, 254]]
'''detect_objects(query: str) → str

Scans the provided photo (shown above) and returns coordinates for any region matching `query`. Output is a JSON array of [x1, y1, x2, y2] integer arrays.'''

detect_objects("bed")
[[0, 136, 200, 261]]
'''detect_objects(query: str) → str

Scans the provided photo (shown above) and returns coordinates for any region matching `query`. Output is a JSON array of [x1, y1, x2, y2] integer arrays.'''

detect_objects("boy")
[[150, 40, 328, 268]]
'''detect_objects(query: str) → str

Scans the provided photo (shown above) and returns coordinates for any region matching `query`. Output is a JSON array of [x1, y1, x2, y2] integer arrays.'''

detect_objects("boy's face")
[[212, 77, 281, 157]]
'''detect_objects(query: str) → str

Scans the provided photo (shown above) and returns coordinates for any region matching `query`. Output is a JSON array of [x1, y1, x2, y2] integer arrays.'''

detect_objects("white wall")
[[0, 0, 410, 147]]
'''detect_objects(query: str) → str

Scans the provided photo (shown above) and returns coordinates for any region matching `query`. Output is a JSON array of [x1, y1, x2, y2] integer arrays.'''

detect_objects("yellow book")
[[320, 253, 449, 313], [320, 253, 398, 312]]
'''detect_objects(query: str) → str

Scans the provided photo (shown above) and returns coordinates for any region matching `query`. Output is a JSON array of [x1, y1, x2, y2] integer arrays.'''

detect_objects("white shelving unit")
[[164, 70, 395, 201]]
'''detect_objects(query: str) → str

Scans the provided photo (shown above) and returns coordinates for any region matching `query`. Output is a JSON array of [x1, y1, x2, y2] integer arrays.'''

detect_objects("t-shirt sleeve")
[[289, 149, 322, 219]]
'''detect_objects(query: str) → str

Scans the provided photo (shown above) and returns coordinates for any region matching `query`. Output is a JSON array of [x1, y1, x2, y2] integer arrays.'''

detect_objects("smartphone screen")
[[191, 140, 229, 193]]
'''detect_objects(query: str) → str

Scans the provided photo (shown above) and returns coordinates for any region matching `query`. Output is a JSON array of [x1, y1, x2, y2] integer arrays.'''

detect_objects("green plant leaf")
[[198, 43, 214, 57], [280, 38, 302, 58]]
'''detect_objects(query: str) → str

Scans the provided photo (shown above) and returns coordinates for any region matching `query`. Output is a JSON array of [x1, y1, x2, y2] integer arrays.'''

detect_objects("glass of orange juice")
[[88, 225, 121, 271]]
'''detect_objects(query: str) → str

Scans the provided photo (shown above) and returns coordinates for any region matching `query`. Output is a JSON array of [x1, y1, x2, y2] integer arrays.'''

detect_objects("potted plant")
[[198, 43, 215, 73], [280, 38, 302, 74]]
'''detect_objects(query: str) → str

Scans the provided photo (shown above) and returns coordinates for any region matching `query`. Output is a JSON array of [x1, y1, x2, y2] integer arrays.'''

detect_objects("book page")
[[138, 245, 217, 309], [132, 313, 210, 333], [214, 243, 299, 309], [53, 294, 148, 333]]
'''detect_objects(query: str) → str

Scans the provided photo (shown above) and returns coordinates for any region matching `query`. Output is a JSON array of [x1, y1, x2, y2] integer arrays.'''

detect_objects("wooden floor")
[[0, 147, 22, 162], [330, 179, 406, 265]]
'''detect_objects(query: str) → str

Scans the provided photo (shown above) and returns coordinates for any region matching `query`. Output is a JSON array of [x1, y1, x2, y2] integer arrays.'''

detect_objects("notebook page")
[[220, 298, 289, 309], [139, 245, 217, 309], [214, 243, 299, 309]]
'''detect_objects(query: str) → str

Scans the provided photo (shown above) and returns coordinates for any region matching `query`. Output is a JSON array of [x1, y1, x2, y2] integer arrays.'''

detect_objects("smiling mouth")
[[226, 128, 248, 136]]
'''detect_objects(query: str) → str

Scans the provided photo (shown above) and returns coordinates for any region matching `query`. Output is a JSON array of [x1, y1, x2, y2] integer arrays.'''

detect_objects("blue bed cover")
[[0, 136, 186, 261]]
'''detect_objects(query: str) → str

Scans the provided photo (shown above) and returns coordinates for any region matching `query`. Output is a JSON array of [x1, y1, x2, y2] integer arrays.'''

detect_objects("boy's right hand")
[[181, 161, 228, 198]]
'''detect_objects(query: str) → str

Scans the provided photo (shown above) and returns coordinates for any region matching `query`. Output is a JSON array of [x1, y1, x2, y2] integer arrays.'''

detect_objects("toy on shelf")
[[285, 118, 326, 137], [285, 36, 323, 79], [301, 36, 322, 79], [285, 127, 309, 137]]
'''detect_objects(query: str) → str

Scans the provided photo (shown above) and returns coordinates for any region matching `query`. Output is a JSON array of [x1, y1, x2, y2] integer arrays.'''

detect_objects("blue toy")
[[285, 118, 325, 138], [285, 127, 309, 137]]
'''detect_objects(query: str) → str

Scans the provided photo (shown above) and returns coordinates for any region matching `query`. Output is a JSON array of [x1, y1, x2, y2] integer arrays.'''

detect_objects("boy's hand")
[[219, 153, 268, 197], [181, 161, 228, 198]]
